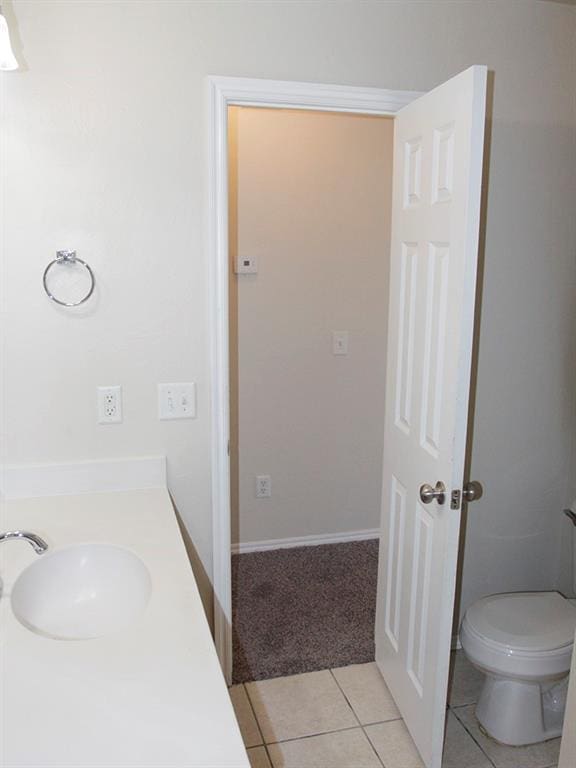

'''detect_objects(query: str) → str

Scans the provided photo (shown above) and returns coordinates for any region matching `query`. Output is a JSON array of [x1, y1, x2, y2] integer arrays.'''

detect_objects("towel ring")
[[43, 250, 95, 307]]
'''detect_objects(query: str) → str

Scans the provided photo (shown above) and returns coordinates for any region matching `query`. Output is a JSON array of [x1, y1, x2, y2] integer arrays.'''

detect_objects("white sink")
[[11, 544, 152, 640]]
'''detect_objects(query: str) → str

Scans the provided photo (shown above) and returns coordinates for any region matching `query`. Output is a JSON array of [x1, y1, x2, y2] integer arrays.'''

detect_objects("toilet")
[[460, 590, 576, 746]]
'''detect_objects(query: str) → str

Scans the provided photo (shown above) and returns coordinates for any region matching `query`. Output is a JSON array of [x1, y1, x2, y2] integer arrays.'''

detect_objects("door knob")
[[462, 481, 483, 503], [419, 481, 446, 505]]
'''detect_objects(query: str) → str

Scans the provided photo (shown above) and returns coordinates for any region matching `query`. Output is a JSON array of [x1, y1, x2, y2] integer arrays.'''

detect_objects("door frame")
[[206, 75, 423, 682]]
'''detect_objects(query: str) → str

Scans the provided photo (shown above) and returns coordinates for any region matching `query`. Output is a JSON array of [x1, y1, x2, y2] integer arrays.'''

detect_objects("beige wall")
[[2, 1, 575, 619], [229, 107, 393, 545]]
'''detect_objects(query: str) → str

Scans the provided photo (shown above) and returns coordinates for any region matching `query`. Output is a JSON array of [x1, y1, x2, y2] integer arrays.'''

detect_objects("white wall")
[[229, 107, 393, 545], [1, 1, 575, 621]]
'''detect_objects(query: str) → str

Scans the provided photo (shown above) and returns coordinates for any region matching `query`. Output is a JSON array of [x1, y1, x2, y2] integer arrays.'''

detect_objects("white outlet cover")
[[158, 383, 196, 420], [97, 386, 122, 424], [255, 475, 271, 498]]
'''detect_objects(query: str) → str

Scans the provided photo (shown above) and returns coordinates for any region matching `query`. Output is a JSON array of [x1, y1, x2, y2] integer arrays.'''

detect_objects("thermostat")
[[234, 255, 258, 275]]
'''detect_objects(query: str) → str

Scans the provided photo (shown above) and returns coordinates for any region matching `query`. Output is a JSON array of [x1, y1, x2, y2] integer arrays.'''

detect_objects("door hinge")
[[450, 489, 461, 510]]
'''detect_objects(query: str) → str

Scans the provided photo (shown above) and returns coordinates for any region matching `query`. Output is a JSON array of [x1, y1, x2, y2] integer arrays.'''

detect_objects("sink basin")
[[11, 544, 152, 640]]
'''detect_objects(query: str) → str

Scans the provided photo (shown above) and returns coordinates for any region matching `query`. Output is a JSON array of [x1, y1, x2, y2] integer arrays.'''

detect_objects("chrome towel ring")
[[43, 250, 95, 307]]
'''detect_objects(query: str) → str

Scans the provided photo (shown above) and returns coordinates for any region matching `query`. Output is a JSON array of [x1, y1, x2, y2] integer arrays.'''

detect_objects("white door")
[[375, 66, 487, 768]]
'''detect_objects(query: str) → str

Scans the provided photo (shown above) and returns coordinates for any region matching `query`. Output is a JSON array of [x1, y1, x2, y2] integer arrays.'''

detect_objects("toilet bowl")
[[460, 591, 576, 746]]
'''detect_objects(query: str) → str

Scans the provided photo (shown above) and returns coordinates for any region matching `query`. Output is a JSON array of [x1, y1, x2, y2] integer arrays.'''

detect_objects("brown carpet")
[[232, 539, 379, 684]]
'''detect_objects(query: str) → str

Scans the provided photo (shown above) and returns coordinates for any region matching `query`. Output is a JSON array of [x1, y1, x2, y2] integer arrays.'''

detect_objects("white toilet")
[[460, 590, 576, 746]]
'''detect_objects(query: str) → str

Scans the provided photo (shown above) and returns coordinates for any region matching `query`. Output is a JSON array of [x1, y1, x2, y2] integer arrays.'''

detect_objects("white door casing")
[[375, 66, 487, 768], [207, 76, 422, 684]]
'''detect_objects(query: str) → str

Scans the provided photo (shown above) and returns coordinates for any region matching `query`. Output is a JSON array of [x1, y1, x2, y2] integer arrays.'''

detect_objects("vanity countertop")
[[0, 488, 249, 768]]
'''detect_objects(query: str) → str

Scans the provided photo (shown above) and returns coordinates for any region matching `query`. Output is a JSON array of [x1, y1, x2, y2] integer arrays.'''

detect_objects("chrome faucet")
[[0, 531, 49, 554]]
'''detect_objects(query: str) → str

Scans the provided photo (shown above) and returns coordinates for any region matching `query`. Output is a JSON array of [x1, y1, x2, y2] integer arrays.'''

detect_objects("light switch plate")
[[332, 330, 349, 355], [158, 383, 196, 420]]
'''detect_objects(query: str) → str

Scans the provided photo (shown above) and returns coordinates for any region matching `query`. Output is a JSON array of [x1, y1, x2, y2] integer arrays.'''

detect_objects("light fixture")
[[0, 6, 18, 71]]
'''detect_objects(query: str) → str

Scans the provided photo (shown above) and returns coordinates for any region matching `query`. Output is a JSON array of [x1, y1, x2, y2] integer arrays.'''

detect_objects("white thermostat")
[[234, 255, 258, 275]]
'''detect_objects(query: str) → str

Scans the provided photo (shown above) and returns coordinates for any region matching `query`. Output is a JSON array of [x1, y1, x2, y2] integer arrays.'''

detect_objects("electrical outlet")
[[158, 383, 196, 420], [97, 385, 122, 424], [256, 475, 271, 498]]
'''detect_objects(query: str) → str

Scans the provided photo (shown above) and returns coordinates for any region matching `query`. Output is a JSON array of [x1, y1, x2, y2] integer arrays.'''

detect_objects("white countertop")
[[0, 488, 249, 768]]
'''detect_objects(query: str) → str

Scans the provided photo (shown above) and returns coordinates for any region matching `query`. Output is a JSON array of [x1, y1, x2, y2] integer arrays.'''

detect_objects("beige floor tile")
[[453, 704, 561, 768], [447, 650, 486, 708], [247, 746, 273, 768], [267, 728, 382, 768], [246, 670, 357, 743], [332, 662, 400, 725], [229, 684, 263, 747], [365, 720, 424, 768], [442, 711, 492, 768]]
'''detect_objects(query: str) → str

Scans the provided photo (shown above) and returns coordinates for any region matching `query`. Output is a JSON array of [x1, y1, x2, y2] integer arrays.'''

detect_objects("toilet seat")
[[464, 592, 576, 653], [460, 591, 576, 681]]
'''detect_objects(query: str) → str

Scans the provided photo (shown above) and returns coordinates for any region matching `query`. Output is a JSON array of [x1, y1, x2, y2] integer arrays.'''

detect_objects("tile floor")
[[229, 652, 561, 768]]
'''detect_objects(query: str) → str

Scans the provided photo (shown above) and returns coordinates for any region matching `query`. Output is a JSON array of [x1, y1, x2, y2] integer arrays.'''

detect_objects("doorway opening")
[[228, 105, 394, 683], [207, 75, 419, 685]]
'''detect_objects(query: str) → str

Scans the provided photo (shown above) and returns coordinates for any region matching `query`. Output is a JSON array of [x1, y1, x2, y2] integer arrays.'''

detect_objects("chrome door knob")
[[419, 481, 446, 505], [462, 481, 483, 503]]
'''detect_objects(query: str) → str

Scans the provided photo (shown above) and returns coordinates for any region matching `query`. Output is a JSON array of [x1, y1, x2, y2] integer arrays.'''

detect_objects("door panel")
[[375, 66, 487, 768]]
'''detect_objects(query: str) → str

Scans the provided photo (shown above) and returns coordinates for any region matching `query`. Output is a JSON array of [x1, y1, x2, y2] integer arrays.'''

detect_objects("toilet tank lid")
[[465, 592, 576, 653]]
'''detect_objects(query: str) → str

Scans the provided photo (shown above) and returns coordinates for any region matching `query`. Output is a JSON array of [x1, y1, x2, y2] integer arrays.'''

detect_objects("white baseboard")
[[1, 456, 167, 500], [231, 528, 379, 554]]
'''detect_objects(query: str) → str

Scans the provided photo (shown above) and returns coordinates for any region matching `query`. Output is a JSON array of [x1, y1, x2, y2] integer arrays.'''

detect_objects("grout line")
[[328, 666, 405, 729], [448, 700, 479, 710], [451, 707, 498, 768], [449, 704, 470, 718], [246, 744, 274, 768], [329, 667, 394, 768], [361, 724, 386, 768], [242, 675, 371, 748], [329, 668, 363, 727], [241, 682, 268, 751], [265, 724, 366, 746], [327, 669, 402, 727], [262, 742, 274, 766], [363, 716, 403, 725], [262, 743, 274, 768]]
